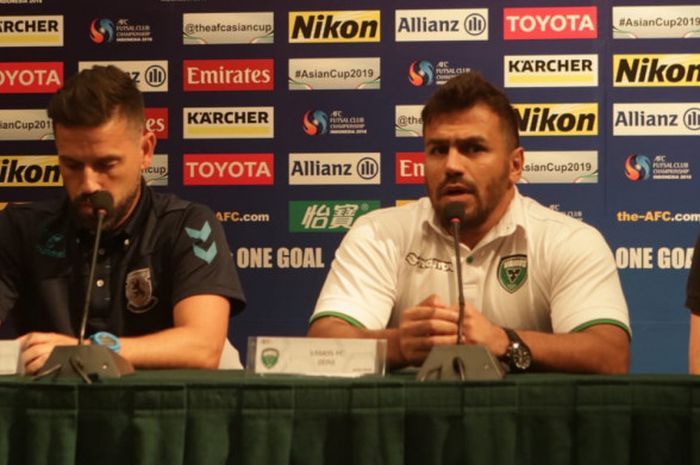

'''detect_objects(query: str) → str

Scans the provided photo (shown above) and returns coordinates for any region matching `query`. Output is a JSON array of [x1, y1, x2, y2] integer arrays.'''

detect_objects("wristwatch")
[[503, 328, 532, 372], [89, 331, 121, 353]]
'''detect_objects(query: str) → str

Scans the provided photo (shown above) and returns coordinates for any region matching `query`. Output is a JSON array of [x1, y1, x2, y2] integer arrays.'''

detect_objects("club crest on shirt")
[[125, 267, 158, 313], [498, 254, 528, 293]]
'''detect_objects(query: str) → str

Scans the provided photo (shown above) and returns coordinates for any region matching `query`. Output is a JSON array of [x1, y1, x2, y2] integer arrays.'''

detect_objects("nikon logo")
[[614, 55, 700, 87], [0, 156, 61, 186], [289, 11, 380, 43], [513, 103, 597, 136]]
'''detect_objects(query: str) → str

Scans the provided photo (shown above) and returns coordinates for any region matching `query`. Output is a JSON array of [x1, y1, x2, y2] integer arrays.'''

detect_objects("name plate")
[[0, 340, 23, 375], [246, 337, 386, 377]]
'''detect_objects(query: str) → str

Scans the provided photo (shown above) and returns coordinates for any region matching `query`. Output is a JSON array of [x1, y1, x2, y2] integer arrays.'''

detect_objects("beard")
[[433, 164, 511, 232], [71, 184, 140, 232]]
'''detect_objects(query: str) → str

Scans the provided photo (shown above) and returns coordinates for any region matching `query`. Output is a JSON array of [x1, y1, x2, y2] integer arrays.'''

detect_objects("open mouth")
[[440, 183, 476, 198]]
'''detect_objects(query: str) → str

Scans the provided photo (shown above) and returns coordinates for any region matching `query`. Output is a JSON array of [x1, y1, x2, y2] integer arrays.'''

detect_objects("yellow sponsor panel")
[[184, 126, 273, 137], [289, 10, 380, 43], [507, 74, 596, 85], [513, 103, 598, 136], [395, 199, 418, 206], [613, 54, 700, 87], [0, 34, 62, 45], [0, 156, 61, 187]]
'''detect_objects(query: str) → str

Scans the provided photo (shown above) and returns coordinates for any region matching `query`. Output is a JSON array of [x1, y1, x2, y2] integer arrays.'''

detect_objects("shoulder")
[[521, 192, 610, 256], [150, 191, 216, 223], [1, 197, 66, 231], [519, 195, 601, 240], [353, 197, 432, 231]]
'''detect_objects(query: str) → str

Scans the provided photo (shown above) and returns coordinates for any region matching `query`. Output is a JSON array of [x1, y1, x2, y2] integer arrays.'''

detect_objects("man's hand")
[[17, 332, 78, 375], [398, 294, 460, 366], [461, 304, 509, 357]]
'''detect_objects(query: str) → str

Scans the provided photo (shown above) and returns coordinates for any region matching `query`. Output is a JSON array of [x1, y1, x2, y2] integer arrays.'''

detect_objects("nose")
[[79, 166, 101, 195], [444, 145, 465, 175]]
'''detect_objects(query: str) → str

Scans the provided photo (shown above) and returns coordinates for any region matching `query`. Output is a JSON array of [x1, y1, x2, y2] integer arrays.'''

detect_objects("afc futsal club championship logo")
[[408, 60, 435, 87], [303, 110, 329, 136], [90, 18, 115, 44], [625, 154, 651, 181]]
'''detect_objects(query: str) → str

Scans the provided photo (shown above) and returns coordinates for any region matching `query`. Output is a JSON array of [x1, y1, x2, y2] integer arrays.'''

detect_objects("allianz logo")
[[290, 157, 379, 179], [614, 107, 700, 130]]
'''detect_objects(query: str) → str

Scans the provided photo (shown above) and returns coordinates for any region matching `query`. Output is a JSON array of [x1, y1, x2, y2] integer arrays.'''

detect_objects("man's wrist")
[[493, 326, 509, 357]]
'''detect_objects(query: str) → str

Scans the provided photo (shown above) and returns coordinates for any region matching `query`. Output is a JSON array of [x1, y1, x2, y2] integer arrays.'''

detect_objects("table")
[[0, 371, 698, 465]]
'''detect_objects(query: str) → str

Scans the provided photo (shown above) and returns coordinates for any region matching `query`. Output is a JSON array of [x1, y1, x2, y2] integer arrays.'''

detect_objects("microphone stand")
[[416, 202, 505, 381], [35, 195, 134, 383]]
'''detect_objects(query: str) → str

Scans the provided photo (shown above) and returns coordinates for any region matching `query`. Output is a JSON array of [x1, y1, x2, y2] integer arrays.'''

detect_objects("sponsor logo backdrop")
[[1, 0, 698, 373]]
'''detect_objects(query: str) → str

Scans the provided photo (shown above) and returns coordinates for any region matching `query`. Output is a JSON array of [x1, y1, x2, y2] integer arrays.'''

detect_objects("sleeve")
[[169, 203, 246, 315], [0, 209, 22, 323], [686, 231, 700, 314], [310, 213, 400, 330], [547, 225, 631, 336]]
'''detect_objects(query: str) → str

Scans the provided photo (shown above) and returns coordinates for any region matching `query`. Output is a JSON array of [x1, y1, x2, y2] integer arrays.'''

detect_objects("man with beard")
[[308, 71, 630, 373], [0, 66, 245, 374]]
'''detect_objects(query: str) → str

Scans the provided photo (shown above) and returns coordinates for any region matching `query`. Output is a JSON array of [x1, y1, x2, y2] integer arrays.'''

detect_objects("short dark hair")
[[47, 65, 144, 129], [421, 71, 520, 149]]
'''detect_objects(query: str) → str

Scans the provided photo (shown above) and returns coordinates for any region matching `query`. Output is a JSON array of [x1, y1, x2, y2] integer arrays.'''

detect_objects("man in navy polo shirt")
[[0, 65, 245, 374]]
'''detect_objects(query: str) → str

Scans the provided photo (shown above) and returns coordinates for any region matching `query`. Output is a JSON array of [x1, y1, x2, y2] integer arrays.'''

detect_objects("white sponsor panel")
[[0, 15, 63, 47], [79, 60, 168, 92], [520, 151, 597, 184], [613, 103, 700, 135], [183, 107, 274, 139], [143, 154, 168, 186], [0, 109, 52, 140], [613, 6, 700, 39], [504, 54, 598, 87], [289, 57, 380, 90], [395, 105, 423, 137], [395, 9, 488, 42], [289, 152, 381, 185], [183, 12, 273, 44], [615, 247, 695, 269]]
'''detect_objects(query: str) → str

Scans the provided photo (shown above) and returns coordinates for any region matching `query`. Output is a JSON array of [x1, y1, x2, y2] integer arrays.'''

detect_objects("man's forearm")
[[120, 326, 225, 369], [514, 324, 629, 374]]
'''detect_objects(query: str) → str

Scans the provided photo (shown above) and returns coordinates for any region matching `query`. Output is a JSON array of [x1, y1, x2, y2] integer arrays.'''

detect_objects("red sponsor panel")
[[144, 108, 169, 139], [0, 62, 63, 94], [396, 152, 425, 184], [183, 153, 274, 185], [503, 6, 597, 40], [183, 59, 274, 91]]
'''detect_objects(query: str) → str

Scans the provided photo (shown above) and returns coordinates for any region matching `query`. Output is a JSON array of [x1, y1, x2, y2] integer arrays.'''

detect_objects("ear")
[[140, 130, 156, 170], [509, 146, 524, 184]]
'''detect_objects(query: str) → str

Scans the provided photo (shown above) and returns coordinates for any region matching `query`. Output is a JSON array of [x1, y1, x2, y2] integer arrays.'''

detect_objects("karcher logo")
[[183, 107, 274, 139], [513, 103, 598, 136], [0, 156, 60, 186], [504, 54, 598, 87], [289, 11, 380, 43], [614, 54, 700, 87], [0, 15, 63, 47]]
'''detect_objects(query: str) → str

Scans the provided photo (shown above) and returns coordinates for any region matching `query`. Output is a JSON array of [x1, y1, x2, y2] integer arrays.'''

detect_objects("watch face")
[[512, 347, 532, 370]]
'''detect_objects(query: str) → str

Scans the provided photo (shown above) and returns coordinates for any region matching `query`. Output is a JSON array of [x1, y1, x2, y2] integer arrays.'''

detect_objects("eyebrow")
[[58, 154, 122, 164], [424, 135, 489, 146]]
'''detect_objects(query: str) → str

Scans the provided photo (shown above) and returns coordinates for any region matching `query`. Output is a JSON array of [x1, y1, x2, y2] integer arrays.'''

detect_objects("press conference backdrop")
[[0, 0, 698, 373]]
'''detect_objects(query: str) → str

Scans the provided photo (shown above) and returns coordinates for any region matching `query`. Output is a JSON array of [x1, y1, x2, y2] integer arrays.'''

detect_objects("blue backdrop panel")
[[0, 0, 697, 373]]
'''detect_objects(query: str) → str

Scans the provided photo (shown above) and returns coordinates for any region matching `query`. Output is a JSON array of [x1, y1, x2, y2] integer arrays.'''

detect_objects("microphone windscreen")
[[89, 191, 114, 216], [442, 201, 466, 224]]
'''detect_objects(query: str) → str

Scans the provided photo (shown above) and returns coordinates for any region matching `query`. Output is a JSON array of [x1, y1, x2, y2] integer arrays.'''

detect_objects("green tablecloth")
[[0, 371, 698, 465]]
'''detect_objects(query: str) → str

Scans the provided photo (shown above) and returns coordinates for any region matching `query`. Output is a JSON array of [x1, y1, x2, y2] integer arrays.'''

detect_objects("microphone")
[[78, 191, 114, 345], [88, 190, 115, 218], [416, 201, 504, 381], [36, 191, 134, 382], [442, 202, 466, 345]]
